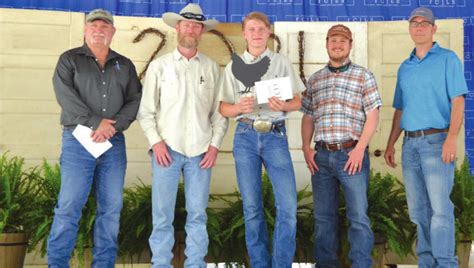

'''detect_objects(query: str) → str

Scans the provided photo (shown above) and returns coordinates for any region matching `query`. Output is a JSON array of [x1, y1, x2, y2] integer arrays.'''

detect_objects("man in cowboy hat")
[[137, 3, 227, 267]]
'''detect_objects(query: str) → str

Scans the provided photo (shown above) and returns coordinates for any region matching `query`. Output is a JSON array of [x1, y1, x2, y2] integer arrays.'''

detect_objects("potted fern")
[[452, 158, 474, 268], [0, 153, 42, 268]]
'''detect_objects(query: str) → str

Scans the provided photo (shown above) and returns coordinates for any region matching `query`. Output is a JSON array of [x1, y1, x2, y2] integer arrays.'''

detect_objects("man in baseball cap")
[[301, 23, 381, 267], [409, 6, 435, 24], [86, 8, 114, 25], [326, 24, 352, 41], [47, 6, 141, 268], [385, 6, 467, 267]]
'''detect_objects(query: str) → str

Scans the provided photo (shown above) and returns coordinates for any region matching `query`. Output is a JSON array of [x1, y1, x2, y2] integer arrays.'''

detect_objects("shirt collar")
[[409, 42, 440, 60], [76, 44, 119, 61], [173, 48, 201, 61], [326, 58, 352, 72], [243, 48, 273, 63]]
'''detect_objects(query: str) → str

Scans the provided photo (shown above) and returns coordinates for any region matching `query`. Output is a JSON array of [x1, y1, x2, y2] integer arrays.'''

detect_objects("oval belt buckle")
[[253, 119, 272, 133]]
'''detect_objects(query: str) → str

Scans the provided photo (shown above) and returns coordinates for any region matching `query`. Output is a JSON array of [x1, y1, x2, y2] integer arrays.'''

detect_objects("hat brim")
[[87, 16, 113, 25], [409, 14, 434, 23], [162, 12, 218, 32], [327, 32, 352, 41]]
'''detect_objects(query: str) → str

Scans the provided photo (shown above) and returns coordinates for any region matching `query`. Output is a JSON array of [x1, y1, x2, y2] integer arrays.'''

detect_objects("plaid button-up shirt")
[[301, 60, 382, 143]]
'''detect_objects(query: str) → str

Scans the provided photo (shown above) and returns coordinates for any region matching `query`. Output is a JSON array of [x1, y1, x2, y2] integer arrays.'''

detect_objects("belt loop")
[[420, 130, 425, 137]]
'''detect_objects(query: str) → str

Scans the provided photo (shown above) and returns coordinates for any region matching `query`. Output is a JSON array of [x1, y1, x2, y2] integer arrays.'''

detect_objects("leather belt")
[[404, 128, 448, 138], [62, 125, 77, 131], [238, 118, 285, 133], [316, 140, 358, 152]]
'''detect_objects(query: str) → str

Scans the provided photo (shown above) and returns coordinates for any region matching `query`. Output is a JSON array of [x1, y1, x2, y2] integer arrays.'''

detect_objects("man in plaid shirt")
[[300, 24, 382, 268]]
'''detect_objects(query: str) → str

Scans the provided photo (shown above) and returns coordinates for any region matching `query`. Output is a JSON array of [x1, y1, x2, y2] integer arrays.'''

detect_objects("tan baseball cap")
[[326, 24, 352, 41]]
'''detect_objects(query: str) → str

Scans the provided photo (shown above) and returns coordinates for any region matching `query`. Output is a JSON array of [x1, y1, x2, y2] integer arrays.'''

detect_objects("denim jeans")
[[311, 145, 374, 268], [232, 122, 297, 268], [149, 147, 211, 268], [402, 132, 457, 268], [47, 130, 127, 268]]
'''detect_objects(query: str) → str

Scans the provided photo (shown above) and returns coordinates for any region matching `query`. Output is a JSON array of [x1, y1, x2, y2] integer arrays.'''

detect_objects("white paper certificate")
[[72, 124, 113, 158], [254, 76, 293, 104]]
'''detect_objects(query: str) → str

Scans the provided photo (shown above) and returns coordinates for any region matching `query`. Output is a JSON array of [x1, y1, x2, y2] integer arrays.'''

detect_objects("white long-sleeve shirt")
[[137, 49, 228, 157]]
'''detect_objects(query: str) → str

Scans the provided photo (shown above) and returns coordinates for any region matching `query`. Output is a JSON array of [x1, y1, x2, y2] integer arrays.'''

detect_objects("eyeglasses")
[[409, 21, 433, 28], [180, 12, 206, 22]]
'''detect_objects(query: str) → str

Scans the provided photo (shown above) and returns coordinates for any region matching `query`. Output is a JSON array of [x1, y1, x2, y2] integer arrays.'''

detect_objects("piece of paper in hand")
[[254, 76, 293, 104], [72, 124, 113, 158]]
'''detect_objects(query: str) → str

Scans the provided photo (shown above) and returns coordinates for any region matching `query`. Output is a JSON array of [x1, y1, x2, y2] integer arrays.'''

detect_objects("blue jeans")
[[47, 130, 127, 268], [311, 145, 374, 268], [401, 132, 457, 268], [149, 147, 211, 268], [233, 122, 297, 268]]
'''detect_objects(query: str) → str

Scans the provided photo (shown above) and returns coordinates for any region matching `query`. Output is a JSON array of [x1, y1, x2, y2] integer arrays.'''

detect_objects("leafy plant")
[[118, 180, 224, 263], [118, 179, 153, 261], [212, 191, 248, 265], [27, 160, 96, 268], [338, 170, 416, 266], [0, 153, 42, 236], [452, 158, 474, 242], [214, 172, 313, 264], [294, 187, 314, 263], [367, 171, 415, 257], [29, 160, 61, 253]]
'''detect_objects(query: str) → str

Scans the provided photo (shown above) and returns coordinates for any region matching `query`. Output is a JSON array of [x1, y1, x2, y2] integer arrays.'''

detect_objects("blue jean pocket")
[[426, 132, 447, 145], [235, 122, 252, 134], [270, 126, 287, 139]]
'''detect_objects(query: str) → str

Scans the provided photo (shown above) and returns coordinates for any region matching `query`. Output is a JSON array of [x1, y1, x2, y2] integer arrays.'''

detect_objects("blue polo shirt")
[[393, 42, 468, 131]]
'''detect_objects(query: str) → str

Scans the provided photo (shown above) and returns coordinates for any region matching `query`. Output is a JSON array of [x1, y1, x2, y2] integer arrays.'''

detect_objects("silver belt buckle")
[[253, 119, 272, 133]]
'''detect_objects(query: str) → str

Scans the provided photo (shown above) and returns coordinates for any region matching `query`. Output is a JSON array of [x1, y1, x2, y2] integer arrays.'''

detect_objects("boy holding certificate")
[[219, 11, 304, 267]]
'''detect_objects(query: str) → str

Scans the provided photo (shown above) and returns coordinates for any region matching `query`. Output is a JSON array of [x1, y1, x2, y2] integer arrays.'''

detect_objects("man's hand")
[[303, 147, 318, 175], [91, 119, 116, 143], [267, 97, 287, 112], [344, 146, 365, 175], [384, 145, 397, 168], [442, 136, 457, 163], [200, 145, 219, 169], [238, 96, 254, 114], [152, 141, 172, 167]]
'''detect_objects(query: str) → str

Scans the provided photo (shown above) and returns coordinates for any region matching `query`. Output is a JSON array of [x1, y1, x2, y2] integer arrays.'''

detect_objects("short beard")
[[328, 52, 349, 65], [329, 55, 346, 64], [178, 34, 200, 49]]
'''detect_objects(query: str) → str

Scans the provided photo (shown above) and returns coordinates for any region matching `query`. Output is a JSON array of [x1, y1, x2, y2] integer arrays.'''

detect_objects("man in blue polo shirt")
[[384, 7, 468, 267]]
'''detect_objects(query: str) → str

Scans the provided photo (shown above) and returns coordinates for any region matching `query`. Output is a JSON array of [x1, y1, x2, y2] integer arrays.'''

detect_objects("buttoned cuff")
[[86, 115, 102, 130], [210, 136, 223, 150], [145, 129, 163, 148]]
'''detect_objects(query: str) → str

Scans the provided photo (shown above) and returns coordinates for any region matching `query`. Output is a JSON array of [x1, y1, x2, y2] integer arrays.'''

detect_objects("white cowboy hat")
[[162, 3, 218, 32]]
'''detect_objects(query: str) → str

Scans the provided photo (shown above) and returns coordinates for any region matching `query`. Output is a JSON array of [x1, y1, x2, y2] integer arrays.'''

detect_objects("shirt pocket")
[[197, 82, 213, 106], [196, 73, 216, 109], [343, 86, 364, 133], [160, 77, 180, 104]]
